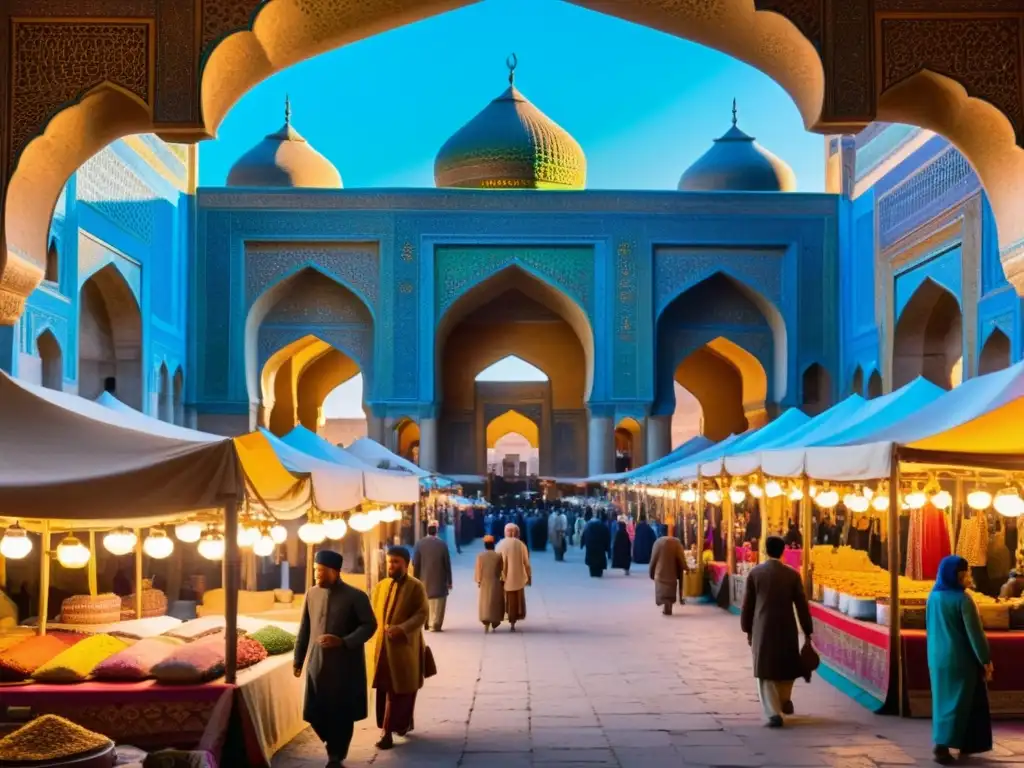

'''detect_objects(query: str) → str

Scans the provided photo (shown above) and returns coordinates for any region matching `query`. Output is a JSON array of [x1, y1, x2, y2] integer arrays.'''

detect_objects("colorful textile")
[[921, 504, 952, 580], [956, 514, 989, 568], [33, 634, 130, 682], [92, 636, 184, 680]]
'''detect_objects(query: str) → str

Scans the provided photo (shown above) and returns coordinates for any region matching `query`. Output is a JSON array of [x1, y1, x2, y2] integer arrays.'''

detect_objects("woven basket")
[[120, 589, 168, 620], [60, 594, 121, 625]]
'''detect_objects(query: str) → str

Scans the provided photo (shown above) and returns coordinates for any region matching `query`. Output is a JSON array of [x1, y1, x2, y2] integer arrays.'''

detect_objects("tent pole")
[[756, 471, 767, 564], [224, 501, 240, 685], [87, 531, 98, 597], [134, 528, 144, 619], [695, 474, 704, 586], [800, 475, 812, 595], [887, 447, 903, 717], [723, 476, 736, 604], [38, 521, 51, 636], [305, 543, 314, 591]]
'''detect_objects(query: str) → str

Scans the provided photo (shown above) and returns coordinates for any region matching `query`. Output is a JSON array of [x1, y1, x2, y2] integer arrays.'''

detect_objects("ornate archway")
[[614, 417, 643, 473], [5, 3, 1024, 331], [393, 417, 421, 463], [979, 327, 1011, 376], [801, 362, 832, 415], [78, 263, 142, 409], [35, 328, 63, 391], [893, 279, 963, 390], [850, 365, 864, 396], [867, 369, 883, 399]]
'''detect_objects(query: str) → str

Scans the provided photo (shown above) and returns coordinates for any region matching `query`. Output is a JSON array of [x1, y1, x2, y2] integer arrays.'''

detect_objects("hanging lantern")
[[323, 517, 348, 540], [930, 489, 953, 510], [174, 521, 203, 544], [198, 530, 225, 561], [728, 488, 746, 505], [680, 487, 697, 504], [788, 485, 804, 502], [366, 508, 383, 525], [814, 487, 839, 509], [994, 486, 1024, 518], [237, 525, 261, 548], [748, 482, 763, 499], [253, 535, 275, 557], [872, 494, 890, 512], [348, 512, 375, 533], [143, 529, 174, 560], [904, 486, 927, 510], [764, 480, 783, 499], [270, 524, 288, 544], [843, 493, 869, 514], [967, 487, 993, 511], [704, 488, 723, 506], [379, 506, 403, 523], [103, 527, 137, 556], [298, 521, 327, 544], [0, 523, 32, 560], [56, 536, 91, 569]]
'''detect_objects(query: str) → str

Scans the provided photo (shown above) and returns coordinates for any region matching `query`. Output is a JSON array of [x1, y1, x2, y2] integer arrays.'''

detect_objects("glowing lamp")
[[872, 495, 890, 512], [366, 509, 383, 525], [967, 489, 992, 511], [143, 529, 174, 560], [704, 488, 723, 506], [103, 527, 137, 556], [930, 489, 953, 510], [379, 506, 403, 523], [904, 489, 927, 510], [728, 488, 746, 505], [748, 483, 763, 499], [814, 488, 839, 509], [348, 512, 375, 533], [253, 535, 275, 557], [56, 536, 91, 569], [175, 521, 203, 543], [0, 523, 32, 560], [788, 486, 804, 502], [844, 493, 869, 514], [298, 522, 327, 544], [237, 525, 261, 548], [323, 517, 349, 540], [270, 524, 288, 544], [198, 531, 225, 561], [994, 487, 1024, 518], [764, 480, 783, 499], [680, 487, 697, 504]]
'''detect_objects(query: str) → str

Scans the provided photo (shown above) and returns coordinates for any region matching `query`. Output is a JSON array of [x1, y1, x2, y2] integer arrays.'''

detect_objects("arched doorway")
[[78, 264, 142, 409], [393, 418, 421, 463], [893, 280, 963, 390], [247, 267, 374, 436], [614, 418, 642, 473], [850, 366, 864, 396], [436, 268, 592, 478], [45, 240, 59, 284], [486, 410, 540, 479], [979, 328, 1011, 376], [867, 369, 883, 399], [655, 272, 782, 443], [36, 329, 63, 390], [801, 363, 831, 415]]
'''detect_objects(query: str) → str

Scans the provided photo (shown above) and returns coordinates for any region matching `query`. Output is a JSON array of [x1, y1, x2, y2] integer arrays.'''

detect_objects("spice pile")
[[0, 714, 111, 764]]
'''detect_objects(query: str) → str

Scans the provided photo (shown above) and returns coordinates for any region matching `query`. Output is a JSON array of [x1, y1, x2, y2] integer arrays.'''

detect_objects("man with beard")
[[293, 550, 378, 768], [370, 546, 429, 750]]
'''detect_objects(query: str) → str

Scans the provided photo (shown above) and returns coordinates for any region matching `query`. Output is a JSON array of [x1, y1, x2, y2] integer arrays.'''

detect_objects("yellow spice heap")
[[812, 545, 934, 600], [0, 714, 111, 763]]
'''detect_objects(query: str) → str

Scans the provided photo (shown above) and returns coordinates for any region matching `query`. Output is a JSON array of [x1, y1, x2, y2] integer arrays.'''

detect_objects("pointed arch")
[[36, 329, 63, 391], [172, 366, 184, 425], [393, 417, 421, 462], [867, 369, 883, 399], [45, 239, 59, 284], [476, 355, 549, 382], [979, 327, 1011, 376], [614, 417, 643, 473], [850, 365, 864, 396], [893, 278, 963, 390], [157, 361, 172, 421], [78, 262, 142, 408], [801, 363, 831, 415], [486, 409, 540, 449]]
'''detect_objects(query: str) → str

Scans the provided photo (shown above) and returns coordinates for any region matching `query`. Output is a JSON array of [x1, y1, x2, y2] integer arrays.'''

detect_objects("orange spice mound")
[[0, 714, 111, 763]]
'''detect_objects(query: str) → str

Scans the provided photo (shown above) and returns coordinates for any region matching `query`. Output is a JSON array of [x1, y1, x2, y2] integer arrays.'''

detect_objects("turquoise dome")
[[679, 104, 796, 192]]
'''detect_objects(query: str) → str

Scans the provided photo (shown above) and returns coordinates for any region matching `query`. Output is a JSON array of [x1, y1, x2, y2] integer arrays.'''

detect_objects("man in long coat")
[[371, 546, 429, 750], [740, 535, 814, 727], [582, 513, 611, 578], [412, 522, 452, 632], [496, 523, 532, 631], [549, 509, 568, 561], [632, 515, 658, 565], [649, 535, 688, 615], [293, 549, 378, 768]]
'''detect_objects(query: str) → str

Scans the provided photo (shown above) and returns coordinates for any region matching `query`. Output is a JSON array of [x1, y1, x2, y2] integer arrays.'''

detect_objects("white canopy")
[[699, 407, 812, 477], [637, 434, 744, 485], [345, 437, 432, 479], [279, 426, 421, 504], [590, 435, 714, 484]]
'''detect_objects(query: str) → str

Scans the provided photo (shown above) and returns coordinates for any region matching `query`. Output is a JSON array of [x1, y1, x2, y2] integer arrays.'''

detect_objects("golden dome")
[[227, 98, 342, 189], [434, 56, 586, 190]]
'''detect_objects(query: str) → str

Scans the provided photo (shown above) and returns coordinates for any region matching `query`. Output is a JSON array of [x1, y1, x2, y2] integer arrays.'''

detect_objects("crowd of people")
[[292, 505, 997, 767]]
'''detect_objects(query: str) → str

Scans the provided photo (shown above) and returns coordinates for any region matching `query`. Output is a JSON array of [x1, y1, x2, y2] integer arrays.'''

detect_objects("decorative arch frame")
[[978, 326, 1012, 376], [893, 276, 964, 390], [35, 327, 63, 391], [245, 265, 375, 407], [850, 365, 864, 396], [486, 409, 541, 450]]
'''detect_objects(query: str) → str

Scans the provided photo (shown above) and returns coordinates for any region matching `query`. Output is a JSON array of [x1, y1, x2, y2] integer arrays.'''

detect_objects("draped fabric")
[[957, 514, 989, 568], [906, 509, 924, 581], [920, 504, 952, 581]]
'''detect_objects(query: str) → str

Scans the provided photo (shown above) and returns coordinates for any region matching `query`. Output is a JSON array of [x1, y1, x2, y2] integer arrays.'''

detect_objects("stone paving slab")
[[272, 543, 1024, 767]]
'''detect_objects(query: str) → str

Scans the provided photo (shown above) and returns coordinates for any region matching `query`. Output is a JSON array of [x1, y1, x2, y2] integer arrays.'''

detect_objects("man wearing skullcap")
[[412, 522, 453, 631], [294, 549, 377, 768], [475, 535, 505, 631], [370, 545, 429, 750], [495, 523, 532, 631]]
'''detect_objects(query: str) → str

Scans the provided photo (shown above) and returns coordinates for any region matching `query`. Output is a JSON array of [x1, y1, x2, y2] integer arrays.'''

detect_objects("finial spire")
[[284, 94, 292, 126], [731, 98, 738, 127], [507, 53, 518, 85]]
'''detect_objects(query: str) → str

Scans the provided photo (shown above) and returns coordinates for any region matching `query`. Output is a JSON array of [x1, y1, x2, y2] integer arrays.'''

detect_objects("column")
[[366, 413, 385, 444], [645, 415, 672, 464], [587, 414, 614, 477], [419, 417, 438, 472]]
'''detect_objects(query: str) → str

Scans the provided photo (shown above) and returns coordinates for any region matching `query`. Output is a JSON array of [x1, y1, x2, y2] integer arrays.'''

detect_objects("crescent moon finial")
[[507, 53, 518, 85]]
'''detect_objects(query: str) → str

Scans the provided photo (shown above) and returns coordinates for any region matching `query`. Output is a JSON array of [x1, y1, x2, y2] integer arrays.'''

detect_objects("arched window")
[[978, 328, 1011, 376], [45, 240, 59, 284], [801, 363, 831, 415], [37, 330, 63, 391], [850, 366, 864, 396], [867, 370, 883, 399]]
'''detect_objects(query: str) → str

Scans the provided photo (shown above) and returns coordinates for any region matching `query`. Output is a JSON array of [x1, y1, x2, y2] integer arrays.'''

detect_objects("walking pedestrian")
[[550, 508, 568, 562], [370, 546, 429, 751], [412, 522, 452, 632], [496, 523, 531, 631], [632, 515, 657, 565], [649, 534, 688, 615], [740, 535, 814, 728], [927, 555, 993, 764], [582, 512, 611, 578], [475, 535, 505, 632], [612, 517, 632, 575], [293, 550, 378, 768]]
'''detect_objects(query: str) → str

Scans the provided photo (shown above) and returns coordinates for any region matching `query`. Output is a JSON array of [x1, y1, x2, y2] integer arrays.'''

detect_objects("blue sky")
[[208, 0, 828, 418], [200, 0, 826, 192]]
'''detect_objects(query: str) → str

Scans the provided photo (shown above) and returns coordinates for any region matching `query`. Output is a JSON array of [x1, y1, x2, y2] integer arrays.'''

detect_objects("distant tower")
[[824, 134, 857, 198]]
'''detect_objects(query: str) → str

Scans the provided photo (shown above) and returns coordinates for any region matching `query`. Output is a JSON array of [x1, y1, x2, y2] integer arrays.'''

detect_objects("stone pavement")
[[273, 542, 1024, 767]]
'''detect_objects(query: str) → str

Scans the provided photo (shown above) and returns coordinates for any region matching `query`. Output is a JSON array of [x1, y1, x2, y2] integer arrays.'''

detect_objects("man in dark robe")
[[631, 516, 658, 565], [530, 514, 549, 552], [294, 550, 378, 768], [582, 513, 612, 578]]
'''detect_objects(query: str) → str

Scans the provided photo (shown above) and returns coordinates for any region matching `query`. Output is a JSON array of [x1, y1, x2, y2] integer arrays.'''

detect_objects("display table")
[[809, 604, 890, 711]]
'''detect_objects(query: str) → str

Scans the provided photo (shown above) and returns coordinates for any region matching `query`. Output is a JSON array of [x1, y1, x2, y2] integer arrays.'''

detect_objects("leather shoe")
[[376, 733, 394, 750], [767, 715, 784, 728], [781, 700, 794, 715]]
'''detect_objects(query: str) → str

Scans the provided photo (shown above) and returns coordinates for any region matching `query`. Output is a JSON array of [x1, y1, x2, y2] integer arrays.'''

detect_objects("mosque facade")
[[10, 74, 1018, 482]]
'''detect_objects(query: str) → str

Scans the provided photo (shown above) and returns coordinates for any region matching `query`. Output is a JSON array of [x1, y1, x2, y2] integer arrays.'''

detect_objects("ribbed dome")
[[434, 57, 586, 190], [227, 98, 342, 189], [678, 102, 796, 192]]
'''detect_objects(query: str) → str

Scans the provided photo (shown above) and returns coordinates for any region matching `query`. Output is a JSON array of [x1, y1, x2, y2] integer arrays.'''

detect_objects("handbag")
[[800, 637, 820, 683], [424, 645, 438, 679]]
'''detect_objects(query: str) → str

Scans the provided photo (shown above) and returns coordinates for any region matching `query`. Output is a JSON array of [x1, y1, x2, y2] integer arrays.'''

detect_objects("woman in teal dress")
[[926, 555, 993, 765]]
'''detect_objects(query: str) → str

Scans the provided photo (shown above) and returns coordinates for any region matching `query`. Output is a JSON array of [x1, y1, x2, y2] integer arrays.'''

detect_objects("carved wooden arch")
[[4, 0, 1024, 328]]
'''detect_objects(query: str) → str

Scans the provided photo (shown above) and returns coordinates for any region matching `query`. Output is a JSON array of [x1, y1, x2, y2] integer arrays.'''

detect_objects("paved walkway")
[[273, 542, 1024, 767]]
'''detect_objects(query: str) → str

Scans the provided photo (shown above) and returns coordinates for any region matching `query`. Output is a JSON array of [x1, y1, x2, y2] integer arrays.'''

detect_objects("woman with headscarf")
[[926, 555, 993, 764], [475, 536, 505, 632], [612, 517, 632, 576]]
